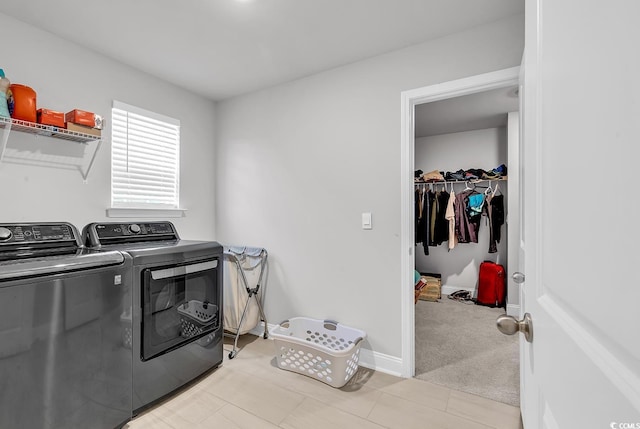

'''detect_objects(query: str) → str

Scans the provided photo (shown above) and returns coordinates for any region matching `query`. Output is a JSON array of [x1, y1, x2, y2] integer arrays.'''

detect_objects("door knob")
[[512, 272, 525, 283], [496, 313, 533, 343]]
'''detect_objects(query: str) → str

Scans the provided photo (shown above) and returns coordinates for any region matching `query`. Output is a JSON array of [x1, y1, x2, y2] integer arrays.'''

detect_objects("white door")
[[517, 0, 640, 427]]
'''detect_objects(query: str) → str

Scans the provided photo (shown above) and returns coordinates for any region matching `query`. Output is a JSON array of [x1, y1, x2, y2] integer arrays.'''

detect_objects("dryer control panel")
[[83, 222, 179, 246]]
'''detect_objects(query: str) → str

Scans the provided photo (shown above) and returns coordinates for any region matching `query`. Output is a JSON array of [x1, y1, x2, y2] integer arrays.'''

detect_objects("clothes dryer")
[[83, 221, 223, 415]]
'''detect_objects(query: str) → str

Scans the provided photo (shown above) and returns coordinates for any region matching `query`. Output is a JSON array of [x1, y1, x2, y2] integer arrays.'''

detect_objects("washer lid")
[[0, 250, 125, 281]]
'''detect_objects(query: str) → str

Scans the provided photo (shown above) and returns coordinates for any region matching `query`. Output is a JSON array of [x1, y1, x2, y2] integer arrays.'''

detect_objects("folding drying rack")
[[223, 246, 269, 359]]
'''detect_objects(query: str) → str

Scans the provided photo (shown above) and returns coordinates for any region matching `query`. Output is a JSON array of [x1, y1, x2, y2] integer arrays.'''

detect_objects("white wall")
[[0, 13, 217, 240], [215, 15, 524, 358], [414, 127, 508, 295]]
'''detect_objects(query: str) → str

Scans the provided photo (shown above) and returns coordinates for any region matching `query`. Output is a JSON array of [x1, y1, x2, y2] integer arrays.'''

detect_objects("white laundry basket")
[[271, 317, 366, 388]]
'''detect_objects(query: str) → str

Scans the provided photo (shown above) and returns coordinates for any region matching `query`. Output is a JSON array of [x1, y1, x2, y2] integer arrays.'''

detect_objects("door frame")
[[399, 66, 521, 378]]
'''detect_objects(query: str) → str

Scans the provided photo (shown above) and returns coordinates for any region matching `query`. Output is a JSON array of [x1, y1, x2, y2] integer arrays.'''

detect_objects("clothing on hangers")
[[445, 190, 457, 251], [415, 177, 505, 252], [415, 187, 433, 255], [455, 189, 480, 243], [466, 192, 485, 219], [483, 190, 505, 253], [415, 187, 422, 245], [491, 194, 505, 243], [429, 190, 438, 246], [433, 190, 450, 245], [485, 193, 498, 253]]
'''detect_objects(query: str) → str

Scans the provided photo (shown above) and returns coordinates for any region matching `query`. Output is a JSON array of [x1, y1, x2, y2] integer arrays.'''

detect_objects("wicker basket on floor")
[[418, 274, 441, 302]]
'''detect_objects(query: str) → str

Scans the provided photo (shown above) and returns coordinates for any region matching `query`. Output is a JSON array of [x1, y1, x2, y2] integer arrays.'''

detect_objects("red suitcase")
[[476, 261, 506, 307]]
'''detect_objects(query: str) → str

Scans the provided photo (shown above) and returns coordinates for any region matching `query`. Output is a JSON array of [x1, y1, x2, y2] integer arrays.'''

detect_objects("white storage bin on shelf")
[[271, 317, 366, 388]]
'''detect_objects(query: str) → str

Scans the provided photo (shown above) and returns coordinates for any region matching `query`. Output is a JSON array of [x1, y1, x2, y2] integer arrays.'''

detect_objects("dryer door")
[[141, 258, 220, 361]]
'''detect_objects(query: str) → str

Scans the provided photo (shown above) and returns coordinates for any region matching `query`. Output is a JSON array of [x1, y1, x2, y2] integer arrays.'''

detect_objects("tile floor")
[[124, 335, 523, 429]]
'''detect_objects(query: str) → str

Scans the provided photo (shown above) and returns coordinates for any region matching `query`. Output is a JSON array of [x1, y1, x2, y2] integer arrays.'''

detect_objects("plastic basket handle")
[[279, 319, 290, 328], [323, 320, 338, 330]]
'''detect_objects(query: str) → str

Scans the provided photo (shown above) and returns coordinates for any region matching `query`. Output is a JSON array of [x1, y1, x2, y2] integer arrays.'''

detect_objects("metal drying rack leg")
[[225, 248, 268, 359]]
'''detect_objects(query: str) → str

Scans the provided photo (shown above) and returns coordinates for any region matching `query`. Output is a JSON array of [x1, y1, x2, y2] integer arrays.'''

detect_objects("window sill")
[[106, 208, 187, 218]]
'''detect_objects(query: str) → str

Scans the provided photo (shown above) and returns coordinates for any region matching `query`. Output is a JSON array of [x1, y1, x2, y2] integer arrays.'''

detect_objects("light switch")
[[362, 212, 372, 230]]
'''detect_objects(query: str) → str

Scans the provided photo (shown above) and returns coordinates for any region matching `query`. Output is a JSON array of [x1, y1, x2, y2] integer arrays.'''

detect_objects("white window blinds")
[[111, 101, 180, 209]]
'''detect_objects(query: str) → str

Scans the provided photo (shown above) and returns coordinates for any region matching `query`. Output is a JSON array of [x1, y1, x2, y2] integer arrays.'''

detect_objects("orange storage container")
[[65, 109, 103, 129], [9, 84, 37, 123], [37, 108, 65, 128]]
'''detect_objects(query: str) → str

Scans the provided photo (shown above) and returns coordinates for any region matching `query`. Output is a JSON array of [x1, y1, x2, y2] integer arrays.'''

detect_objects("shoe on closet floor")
[[447, 290, 474, 304]]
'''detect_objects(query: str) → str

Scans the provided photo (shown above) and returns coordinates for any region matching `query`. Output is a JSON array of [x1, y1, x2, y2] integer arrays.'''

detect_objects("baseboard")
[[248, 321, 404, 377], [358, 348, 404, 377], [248, 321, 278, 337]]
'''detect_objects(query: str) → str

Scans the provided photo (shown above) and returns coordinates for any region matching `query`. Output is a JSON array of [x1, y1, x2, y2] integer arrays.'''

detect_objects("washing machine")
[[82, 221, 223, 415], [0, 222, 132, 429]]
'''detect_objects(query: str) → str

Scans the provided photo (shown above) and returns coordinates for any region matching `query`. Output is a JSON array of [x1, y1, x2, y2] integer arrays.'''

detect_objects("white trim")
[[358, 348, 404, 377], [247, 321, 277, 337], [400, 83, 416, 379], [106, 207, 187, 218], [400, 67, 520, 378]]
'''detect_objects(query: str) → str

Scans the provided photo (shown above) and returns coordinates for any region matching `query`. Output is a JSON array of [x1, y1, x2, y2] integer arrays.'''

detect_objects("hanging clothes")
[[465, 191, 483, 243], [466, 192, 485, 219], [415, 186, 450, 253], [454, 190, 472, 243], [416, 188, 432, 255], [429, 190, 437, 246], [433, 190, 450, 245], [455, 189, 482, 243], [485, 193, 498, 253], [491, 194, 505, 243], [445, 190, 457, 251], [424, 190, 436, 251], [415, 187, 422, 245], [485, 192, 505, 253], [416, 181, 505, 252]]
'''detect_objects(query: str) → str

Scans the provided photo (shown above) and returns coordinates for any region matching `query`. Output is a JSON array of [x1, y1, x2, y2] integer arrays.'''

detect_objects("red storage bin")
[[65, 109, 103, 129], [37, 108, 65, 128]]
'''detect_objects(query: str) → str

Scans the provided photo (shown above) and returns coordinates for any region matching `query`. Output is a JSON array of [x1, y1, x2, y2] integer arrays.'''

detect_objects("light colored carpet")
[[414, 296, 520, 407]]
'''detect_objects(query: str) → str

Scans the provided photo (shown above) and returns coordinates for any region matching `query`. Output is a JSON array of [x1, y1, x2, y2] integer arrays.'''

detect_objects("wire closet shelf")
[[0, 116, 97, 143]]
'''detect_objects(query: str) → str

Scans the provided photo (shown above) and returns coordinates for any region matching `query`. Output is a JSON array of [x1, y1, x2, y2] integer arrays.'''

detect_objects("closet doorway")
[[399, 67, 521, 407]]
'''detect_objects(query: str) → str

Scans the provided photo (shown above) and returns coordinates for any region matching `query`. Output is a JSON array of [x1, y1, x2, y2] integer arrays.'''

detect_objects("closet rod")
[[414, 177, 507, 186]]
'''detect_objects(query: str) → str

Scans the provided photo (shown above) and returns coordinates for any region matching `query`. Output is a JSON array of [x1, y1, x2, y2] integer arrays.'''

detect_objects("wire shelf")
[[415, 177, 508, 185], [0, 116, 99, 144], [0, 116, 103, 180]]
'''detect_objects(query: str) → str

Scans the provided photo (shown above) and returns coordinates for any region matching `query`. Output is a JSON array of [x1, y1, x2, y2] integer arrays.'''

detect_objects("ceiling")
[[0, 0, 524, 101], [415, 85, 519, 138]]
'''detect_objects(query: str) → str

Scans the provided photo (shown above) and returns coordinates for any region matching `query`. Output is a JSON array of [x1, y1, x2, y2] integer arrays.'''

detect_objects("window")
[[111, 101, 180, 211]]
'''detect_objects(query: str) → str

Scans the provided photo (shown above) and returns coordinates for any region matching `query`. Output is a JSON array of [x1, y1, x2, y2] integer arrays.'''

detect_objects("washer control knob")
[[129, 224, 141, 234], [0, 227, 12, 241]]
